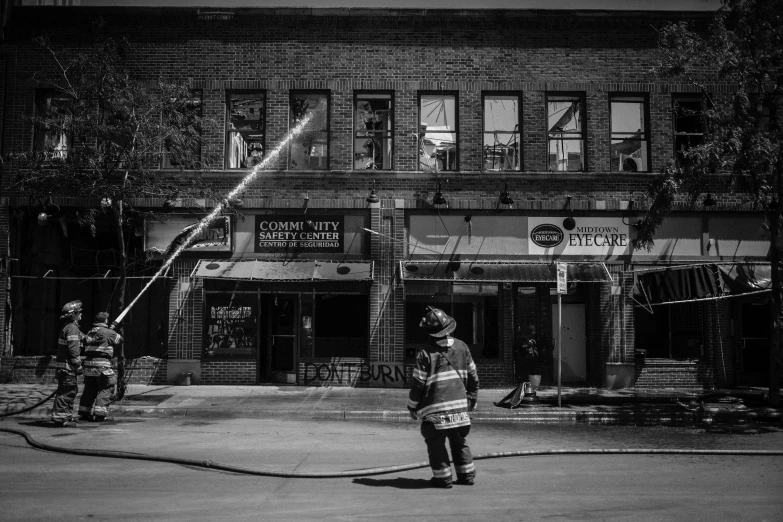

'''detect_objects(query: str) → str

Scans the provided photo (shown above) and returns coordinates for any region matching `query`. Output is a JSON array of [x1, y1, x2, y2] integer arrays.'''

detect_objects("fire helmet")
[[419, 306, 456, 338], [60, 300, 83, 320]]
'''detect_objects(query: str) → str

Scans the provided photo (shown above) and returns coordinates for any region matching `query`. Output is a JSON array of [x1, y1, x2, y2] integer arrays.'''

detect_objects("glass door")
[[269, 294, 298, 384]]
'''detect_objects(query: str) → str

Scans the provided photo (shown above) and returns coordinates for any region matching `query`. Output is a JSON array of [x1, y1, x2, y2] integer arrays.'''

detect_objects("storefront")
[[148, 210, 375, 385]]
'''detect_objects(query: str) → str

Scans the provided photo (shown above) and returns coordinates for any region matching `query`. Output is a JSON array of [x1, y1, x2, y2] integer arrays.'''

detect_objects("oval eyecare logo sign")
[[530, 224, 564, 248], [528, 217, 630, 258]]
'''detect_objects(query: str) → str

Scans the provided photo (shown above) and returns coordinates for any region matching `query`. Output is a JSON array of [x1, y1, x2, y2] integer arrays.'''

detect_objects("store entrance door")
[[551, 303, 587, 383], [260, 294, 298, 384], [739, 301, 770, 386]]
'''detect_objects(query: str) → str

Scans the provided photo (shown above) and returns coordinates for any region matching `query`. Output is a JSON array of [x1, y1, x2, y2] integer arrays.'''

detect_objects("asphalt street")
[[1, 415, 783, 521]]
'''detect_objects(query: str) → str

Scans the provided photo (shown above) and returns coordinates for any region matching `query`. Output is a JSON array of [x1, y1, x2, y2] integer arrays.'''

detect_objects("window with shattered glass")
[[483, 94, 520, 171], [353, 93, 393, 170], [673, 95, 704, 158], [610, 95, 649, 172], [34, 90, 72, 157], [547, 94, 585, 171], [226, 91, 265, 169], [290, 92, 329, 171], [162, 90, 202, 169], [419, 93, 458, 172]]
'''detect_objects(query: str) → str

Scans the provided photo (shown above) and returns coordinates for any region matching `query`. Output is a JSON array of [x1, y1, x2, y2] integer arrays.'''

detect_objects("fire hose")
[[2, 388, 782, 478], [1, 424, 782, 478]]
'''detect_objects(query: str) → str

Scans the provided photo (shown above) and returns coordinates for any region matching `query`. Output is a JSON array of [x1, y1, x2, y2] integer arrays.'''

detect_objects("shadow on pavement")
[[352, 477, 432, 489]]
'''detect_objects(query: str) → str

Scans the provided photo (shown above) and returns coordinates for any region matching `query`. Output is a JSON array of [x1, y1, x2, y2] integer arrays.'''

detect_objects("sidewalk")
[[2, 383, 779, 426]]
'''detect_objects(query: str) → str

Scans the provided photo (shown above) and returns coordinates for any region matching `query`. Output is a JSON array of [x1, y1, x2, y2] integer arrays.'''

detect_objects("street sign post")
[[556, 262, 567, 407]]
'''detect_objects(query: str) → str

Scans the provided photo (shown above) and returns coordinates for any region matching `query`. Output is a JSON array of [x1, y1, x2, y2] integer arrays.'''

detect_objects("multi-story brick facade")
[[0, 2, 771, 390]]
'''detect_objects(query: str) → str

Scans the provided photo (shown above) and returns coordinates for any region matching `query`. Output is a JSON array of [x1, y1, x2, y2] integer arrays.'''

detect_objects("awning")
[[399, 261, 611, 283], [632, 263, 771, 308], [191, 260, 374, 282]]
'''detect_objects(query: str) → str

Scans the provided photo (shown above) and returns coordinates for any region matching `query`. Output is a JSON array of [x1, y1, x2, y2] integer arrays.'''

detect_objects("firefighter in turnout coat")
[[78, 312, 122, 422], [408, 306, 479, 488], [51, 300, 85, 425]]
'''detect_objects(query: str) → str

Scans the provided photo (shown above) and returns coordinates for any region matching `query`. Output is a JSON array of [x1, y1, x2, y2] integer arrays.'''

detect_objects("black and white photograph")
[[0, 0, 781, 520]]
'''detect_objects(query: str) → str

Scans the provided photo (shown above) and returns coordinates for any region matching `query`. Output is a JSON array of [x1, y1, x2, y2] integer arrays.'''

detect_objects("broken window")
[[162, 90, 202, 169], [673, 95, 705, 158], [547, 94, 585, 171], [419, 93, 458, 172], [610, 94, 649, 172], [290, 92, 329, 170], [354, 93, 393, 170], [226, 91, 266, 169], [483, 94, 520, 171], [34, 90, 71, 157]]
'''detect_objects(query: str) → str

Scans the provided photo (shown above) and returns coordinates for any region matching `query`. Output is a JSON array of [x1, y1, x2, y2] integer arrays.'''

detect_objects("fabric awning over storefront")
[[399, 261, 611, 283], [192, 259, 374, 281], [632, 263, 771, 307]]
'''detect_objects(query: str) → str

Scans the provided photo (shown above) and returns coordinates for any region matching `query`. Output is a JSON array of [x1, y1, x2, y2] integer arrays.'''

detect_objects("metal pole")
[[558, 292, 562, 407]]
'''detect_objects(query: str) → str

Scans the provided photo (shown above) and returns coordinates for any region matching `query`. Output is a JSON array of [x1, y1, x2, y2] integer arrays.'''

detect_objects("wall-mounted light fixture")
[[499, 183, 514, 207], [562, 195, 575, 230], [702, 193, 717, 207], [432, 183, 447, 206], [622, 200, 643, 229], [366, 180, 380, 204]]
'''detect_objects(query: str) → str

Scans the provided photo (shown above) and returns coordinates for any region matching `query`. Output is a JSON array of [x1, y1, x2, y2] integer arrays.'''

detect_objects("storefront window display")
[[204, 292, 257, 358]]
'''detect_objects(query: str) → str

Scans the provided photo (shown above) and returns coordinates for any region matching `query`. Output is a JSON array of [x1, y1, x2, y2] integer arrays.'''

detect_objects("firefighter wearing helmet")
[[51, 300, 85, 426], [407, 306, 479, 488], [78, 312, 122, 422]]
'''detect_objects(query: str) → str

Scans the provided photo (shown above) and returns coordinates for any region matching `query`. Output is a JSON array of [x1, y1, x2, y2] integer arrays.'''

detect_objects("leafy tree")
[[7, 24, 222, 398], [637, 0, 782, 403]]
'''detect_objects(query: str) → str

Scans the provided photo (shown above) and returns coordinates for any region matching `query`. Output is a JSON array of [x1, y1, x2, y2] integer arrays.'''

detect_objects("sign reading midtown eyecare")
[[528, 217, 630, 257], [255, 215, 344, 253]]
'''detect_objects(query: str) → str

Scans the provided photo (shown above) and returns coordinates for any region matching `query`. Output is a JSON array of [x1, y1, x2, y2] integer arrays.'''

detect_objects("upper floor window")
[[226, 91, 265, 169], [354, 92, 393, 170], [483, 93, 520, 171], [419, 92, 458, 172], [290, 91, 329, 170], [547, 93, 585, 171], [162, 90, 202, 169], [34, 90, 71, 157], [610, 94, 649, 172], [673, 94, 705, 158]]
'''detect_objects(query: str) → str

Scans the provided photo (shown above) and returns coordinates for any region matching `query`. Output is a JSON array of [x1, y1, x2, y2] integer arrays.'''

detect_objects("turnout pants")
[[51, 371, 78, 423], [78, 375, 114, 419], [421, 422, 476, 485]]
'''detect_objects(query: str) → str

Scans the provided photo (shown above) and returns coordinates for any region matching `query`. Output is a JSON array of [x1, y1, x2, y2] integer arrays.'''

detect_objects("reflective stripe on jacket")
[[407, 337, 479, 429], [56, 321, 84, 373]]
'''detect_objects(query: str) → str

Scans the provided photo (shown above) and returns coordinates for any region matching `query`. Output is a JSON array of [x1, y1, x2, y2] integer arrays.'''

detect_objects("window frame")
[[225, 89, 267, 170], [289, 90, 331, 171], [672, 93, 706, 160], [418, 91, 459, 172], [609, 92, 651, 173], [546, 91, 586, 172], [161, 89, 203, 170], [33, 89, 73, 156], [482, 91, 522, 172], [352, 90, 394, 171]]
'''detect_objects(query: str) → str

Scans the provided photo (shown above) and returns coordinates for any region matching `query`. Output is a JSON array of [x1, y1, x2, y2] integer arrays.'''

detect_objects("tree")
[[8, 23, 221, 398], [637, 0, 782, 403]]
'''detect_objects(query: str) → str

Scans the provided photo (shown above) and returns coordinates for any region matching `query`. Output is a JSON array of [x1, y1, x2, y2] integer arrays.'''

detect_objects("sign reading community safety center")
[[528, 217, 630, 257], [255, 215, 344, 253]]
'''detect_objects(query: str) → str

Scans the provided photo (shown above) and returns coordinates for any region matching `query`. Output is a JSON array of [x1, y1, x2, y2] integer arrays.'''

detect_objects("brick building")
[[0, 1, 772, 389]]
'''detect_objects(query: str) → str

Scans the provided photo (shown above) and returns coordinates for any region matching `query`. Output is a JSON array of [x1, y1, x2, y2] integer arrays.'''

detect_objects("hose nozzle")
[[109, 321, 119, 331]]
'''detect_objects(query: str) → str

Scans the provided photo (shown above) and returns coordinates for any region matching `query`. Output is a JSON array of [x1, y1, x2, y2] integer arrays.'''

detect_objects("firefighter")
[[51, 300, 85, 426], [78, 312, 122, 422], [408, 306, 480, 488]]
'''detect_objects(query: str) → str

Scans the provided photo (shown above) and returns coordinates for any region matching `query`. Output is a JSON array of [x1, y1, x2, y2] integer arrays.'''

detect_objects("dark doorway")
[[739, 301, 771, 386]]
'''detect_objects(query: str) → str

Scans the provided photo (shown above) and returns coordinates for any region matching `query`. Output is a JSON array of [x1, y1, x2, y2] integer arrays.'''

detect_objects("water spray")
[[108, 112, 314, 330]]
